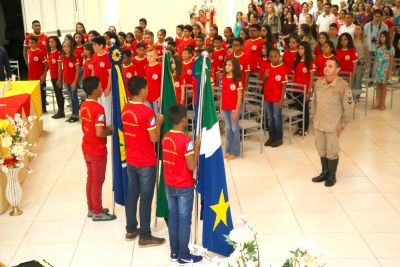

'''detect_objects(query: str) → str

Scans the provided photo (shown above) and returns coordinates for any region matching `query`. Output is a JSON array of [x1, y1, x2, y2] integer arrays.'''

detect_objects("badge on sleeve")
[[150, 117, 156, 127], [98, 114, 105, 122], [346, 90, 353, 104], [186, 141, 194, 151]]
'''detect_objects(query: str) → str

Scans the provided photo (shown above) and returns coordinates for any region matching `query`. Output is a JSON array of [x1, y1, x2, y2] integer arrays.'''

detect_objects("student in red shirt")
[[181, 47, 195, 105], [122, 49, 137, 97], [133, 43, 147, 77], [144, 47, 162, 113], [144, 31, 155, 48], [282, 34, 300, 74], [195, 35, 205, 53], [315, 41, 336, 77], [162, 103, 202, 264], [336, 33, 358, 83], [48, 36, 64, 119], [221, 58, 243, 159], [92, 36, 112, 126], [74, 32, 85, 88], [314, 32, 329, 58], [263, 48, 288, 148], [75, 22, 88, 42], [62, 40, 80, 123], [232, 37, 250, 90], [244, 23, 264, 73], [27, 36, 49, 113], [206, 24, 219, 46], [132, 26, 145, 55], [155, 29, 166, 58], [23, 20, 48, 65], [118, 32, 131, 51], [175, 24, 184, 49], [171, 54, 186, 104], [293, 41, 316, 136], [122, 76, 165, 246], [258, 42, 271, 81], [212, 35, 226, 82], [83, 42, 94, 78], [80, 76, 115, 221], [126, 32, 134, 46], [178, 25, 196, 56]]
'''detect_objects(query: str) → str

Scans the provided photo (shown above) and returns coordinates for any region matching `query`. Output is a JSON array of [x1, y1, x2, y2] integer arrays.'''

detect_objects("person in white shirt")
[[338, 12, 356, 37], [313, 0, 325, 22], [316, 3, 337, 33], [299, 2, 310, 25]]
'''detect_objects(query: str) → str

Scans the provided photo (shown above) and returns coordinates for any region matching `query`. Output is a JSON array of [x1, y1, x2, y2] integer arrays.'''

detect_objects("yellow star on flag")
[[210, 190, 230, 231]]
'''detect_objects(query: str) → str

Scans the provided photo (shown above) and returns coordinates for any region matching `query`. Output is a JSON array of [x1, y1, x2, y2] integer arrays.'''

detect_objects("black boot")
[[325, 158, 339, 187], [312, 157, 329, 183]]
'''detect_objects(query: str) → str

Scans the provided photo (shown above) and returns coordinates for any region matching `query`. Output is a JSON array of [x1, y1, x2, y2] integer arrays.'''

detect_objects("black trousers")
[[40, 82, 47, 113], [292, 92, 309, 132], [51, 78, 64, 113]]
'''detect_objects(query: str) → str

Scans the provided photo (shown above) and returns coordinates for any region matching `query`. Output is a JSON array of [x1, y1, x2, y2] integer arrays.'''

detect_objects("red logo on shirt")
[[127, 72, 132, 78], [69, 62, 74, 68], [218, 55, 223, 60], [33, 56, 39, 62], [187, 69, 192, 75], [52, 59, 56, 64], [275, 75, 282, 81], [174, 81, 180, 87], [345, 55, 350, 61], [229, 84, 236, 91], [302, 67, 307, 73], [152, 74, 158, 80], [42, 41, 46, 46], [88, 64, 93, 69], [251, 45, 257, 51], [100, 62, 105, 68]]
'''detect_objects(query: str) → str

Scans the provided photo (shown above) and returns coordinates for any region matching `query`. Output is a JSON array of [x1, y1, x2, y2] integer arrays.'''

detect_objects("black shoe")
[[312, 157, 329, 183], [325, 158, 339, 187], [125, 229, 140, 241], [52, 112, 65, 119], [270, 138, 283, 147], [264, 137, 273, 146], [69, 117, 79, 123]]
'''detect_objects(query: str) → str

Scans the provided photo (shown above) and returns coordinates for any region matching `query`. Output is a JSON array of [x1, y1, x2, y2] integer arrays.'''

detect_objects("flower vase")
[[4, 167, 23, 216]]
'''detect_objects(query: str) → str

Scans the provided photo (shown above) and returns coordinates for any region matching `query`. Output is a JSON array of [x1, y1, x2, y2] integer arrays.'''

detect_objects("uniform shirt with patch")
[[92, 52, 111, 91], [24, 33, 49, 55], [132, 56, 147, 77], [178, 38, 196, 56], [74, 46, 84, 67], [83, 58, 93, 78], [336, 48, 358, 73], [282, 49, 298, 74], [258, 57, 270, 81], [243, 37, 264, 72], [264, 63, 288, 103], [162, 130, 194, 188], [122, 102, 157, 167], [122, 63, 138, 97], [154, 43, 164, 58], [212, 48, 226, 72], [175, 75, 186, 104], [48, 50, 62, 79], [221, 75, 243, 110], [144, 62, 162, 102], [62, 56, 79, 84], [182, 58, 195, 86], [234, 52, 250, 85], [27, 48, 47, 80], [80, 99, 107, 157], [293, 60, 316, 92]]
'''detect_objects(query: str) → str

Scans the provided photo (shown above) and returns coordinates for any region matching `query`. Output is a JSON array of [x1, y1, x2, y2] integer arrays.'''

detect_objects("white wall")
[[21, 0, 252, 38]]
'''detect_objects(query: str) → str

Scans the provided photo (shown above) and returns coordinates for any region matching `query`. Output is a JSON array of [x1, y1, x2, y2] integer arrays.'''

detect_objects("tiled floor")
[[1, 94, 400, 267]]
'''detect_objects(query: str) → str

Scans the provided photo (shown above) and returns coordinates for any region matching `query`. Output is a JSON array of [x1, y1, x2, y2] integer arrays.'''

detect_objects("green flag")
[[156, 52, 176, 218]]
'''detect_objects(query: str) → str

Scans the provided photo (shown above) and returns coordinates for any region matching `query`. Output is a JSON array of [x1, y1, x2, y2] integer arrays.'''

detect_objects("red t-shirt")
[[244, 37, 264, 72], [336, 48, 358, 73], [174, 75, 186, 104], [182, 58, 195, 86], [80, 99, 107, 157], [62, 56, 79, 84], [293, 60, 316, 92], [122, 63, 138, 97], [221, 75, 243, 110], [264, 63, 288, 102], [154, 42, 164, 58], [212, 48, 226, 73], [83, 58, 93, 78], [205, 37, 214, 47], [133, 56, 147, 77], [144, 62, 162, 102], [316, 54, 336, 77], [314, 46, 321, 58], [122, 102, 157, 167], [120, 44, 132, 52], [258, 57, 270, 81], [48, 50, 62, 79], [178, 38, 196, 55], [175, 37, 183, 49], [162, 130, 194, 188], [27, 48, 47, 80], [131, 39, 144, 55], [234, 52, 250, 84], [92, 52, 111, 91], [282, 49, 298, 73], [24, 33, 48, 55], [74, 46, 84, 67]]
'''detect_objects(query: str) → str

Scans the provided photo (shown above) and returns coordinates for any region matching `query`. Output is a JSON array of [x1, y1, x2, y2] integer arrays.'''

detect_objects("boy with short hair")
[[122, 76, 165, 246], [182, 47, 195, 89], [175, 24, 184, 48], [232, 37, 250, 90], [212, 35, 226, 79], [162, 103, 202, 264], [144, 47, 162, 113], [27, 36, 48, 113], [122, 49, 137, 96], [80, 76, 115, 221], [178, 25, 196, 56], [244, 23, 264, 73], [195, 35, 205, 52], [329, 23, 339, 48], [133, 43, 147, 77], [132, 26, 144, 55], [92, 36, 112, 126], [263, 48, 287, 148], [144, 31, 155, 48]]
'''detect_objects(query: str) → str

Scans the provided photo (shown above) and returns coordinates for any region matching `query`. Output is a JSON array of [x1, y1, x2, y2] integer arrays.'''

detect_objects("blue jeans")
[[353, 59, 365, 91], [264, 102, 283, 140], [125, 164, 156, 239], [65, 83, 79, 116], [166, 186, 194, 258], [223, 110, 240, 156]]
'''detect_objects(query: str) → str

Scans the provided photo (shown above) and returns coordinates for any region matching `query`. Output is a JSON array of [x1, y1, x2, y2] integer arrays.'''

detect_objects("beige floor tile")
[[324, 258, 381, 267], [383, 193, 400, 211], [369, 176, 400, 193], [0, 222, 32, 246], [295, 211, 357, 233], [239, 194, 291, 213], [362, 233, 400, 258], [334, 192, 395, 211], [287, 194, 343, 212], [347, 211, 400, 232], [35, 200, 87, 222], [0, 246, 18, 265], [330, 177, 378, 193], [256, 233, 305, 261], [379, 259, 400, 267], [279, 177, 331, 194], [336, 163, 365, 177], [271, 163, 319, 179], [244, 212, 302, 235], [234, 177, 284, 195], [357, 162, 400, 176]]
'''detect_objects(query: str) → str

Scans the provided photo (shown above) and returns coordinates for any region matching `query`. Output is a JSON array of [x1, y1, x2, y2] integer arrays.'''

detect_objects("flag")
[[109, 45, 129, 205], [194, 57, 234, 256], [156, 51, 176, 218]]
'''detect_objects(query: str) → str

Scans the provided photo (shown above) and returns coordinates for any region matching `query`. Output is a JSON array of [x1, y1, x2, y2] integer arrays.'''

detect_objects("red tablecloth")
[[0, 94, 31, 119]]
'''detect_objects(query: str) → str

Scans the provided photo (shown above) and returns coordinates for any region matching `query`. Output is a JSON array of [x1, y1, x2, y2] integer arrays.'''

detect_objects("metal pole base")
[[9, 206, 23, 216]]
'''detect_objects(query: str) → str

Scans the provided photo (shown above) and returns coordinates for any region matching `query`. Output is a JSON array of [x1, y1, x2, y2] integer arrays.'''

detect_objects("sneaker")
[[138, 235, 166, 248], [178, 254, 203, 265], [270, 139, 283, 147], [125, 229, 140, 241], [87, 208, 110, 218], [170, 253, 178, 262], [92, 212, 117, 221]]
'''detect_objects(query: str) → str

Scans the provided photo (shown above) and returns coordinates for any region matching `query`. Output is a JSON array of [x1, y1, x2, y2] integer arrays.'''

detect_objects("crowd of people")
[[11, 0, 400, 265]]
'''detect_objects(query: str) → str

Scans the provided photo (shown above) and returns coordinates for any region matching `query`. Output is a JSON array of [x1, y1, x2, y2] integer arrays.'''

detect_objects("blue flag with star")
[[109, 45, 129, 205], [194, 57, 234, 256]]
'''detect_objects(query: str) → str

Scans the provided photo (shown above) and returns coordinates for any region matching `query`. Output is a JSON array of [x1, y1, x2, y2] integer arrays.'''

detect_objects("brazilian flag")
[[156, 52, 176, 218]]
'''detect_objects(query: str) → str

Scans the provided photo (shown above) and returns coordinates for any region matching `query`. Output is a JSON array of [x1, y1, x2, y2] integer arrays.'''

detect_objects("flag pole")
[[193, 51, 208, 245], [155, 43, 168, 229]]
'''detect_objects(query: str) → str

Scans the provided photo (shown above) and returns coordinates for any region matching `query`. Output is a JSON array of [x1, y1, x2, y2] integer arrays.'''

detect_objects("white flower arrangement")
[[282, 240, 326, 267], [0, 113, 36, 173]]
